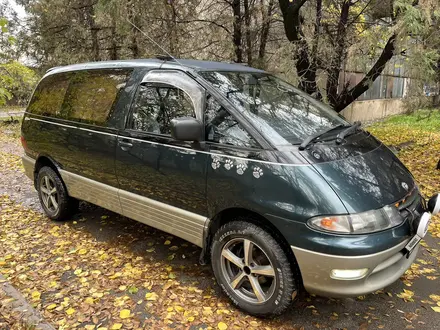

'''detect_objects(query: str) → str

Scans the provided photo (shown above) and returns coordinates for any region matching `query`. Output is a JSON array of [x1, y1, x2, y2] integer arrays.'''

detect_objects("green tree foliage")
[[1, 2, 39, 107], [0, 61, 38, 106], [0, 16, 14, 106]]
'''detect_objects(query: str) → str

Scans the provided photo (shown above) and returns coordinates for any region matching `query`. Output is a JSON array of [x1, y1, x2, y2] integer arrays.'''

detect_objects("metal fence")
[[340, 71, 409, 101]]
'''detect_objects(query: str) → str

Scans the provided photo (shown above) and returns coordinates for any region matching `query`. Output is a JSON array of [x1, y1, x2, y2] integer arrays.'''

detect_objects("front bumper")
[[292, 238, 419, 297]]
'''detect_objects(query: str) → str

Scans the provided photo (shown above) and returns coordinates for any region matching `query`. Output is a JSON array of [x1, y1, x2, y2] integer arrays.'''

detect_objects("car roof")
[[46, 58, 265, 76]]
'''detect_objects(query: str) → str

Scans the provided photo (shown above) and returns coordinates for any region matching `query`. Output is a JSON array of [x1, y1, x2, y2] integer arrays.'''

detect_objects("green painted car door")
[[115, 70, 208, 244]]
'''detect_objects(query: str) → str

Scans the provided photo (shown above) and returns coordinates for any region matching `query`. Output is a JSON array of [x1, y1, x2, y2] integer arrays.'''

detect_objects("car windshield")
[[199, 71, 348, 146]]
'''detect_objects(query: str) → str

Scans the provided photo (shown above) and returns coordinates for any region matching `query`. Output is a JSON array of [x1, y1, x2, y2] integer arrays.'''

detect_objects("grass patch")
[[372, 109, 440, 132]]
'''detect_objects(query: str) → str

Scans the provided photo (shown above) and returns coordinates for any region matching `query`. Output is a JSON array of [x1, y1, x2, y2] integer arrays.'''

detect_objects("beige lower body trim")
[[60, 170, 122, 214], [22, 156, 36, 182], [59, 170, 207, 247]]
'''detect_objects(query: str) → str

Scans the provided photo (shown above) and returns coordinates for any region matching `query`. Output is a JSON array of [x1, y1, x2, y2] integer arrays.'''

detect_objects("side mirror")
[[170, 117, 203, 142]]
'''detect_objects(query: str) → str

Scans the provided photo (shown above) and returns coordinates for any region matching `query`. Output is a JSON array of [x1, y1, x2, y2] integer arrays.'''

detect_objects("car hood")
[[299, 133, 416, 213]]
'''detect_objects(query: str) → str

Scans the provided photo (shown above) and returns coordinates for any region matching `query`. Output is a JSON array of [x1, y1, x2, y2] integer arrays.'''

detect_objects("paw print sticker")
[[236, 162, 248, 175], [253, 166, 263, 179], [211, 157, 221, 170], [224, 159, 234, 170]]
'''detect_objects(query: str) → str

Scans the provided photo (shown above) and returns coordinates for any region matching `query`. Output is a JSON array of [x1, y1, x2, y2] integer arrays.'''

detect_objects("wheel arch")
[[33, 155, 62, 188]]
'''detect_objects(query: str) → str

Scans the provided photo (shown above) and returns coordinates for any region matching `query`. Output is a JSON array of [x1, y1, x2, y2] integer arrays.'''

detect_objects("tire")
[[36, 166, 78, 221], [211, 220, 298, 317]]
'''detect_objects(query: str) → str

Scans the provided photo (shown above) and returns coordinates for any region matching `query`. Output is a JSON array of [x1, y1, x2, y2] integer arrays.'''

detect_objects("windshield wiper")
[[336, 121, 361, 144], [299, 124, 347, 150]]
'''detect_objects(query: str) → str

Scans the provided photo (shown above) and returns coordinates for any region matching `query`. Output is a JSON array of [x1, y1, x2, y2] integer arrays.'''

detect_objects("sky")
[[7, 0, 26, 19]]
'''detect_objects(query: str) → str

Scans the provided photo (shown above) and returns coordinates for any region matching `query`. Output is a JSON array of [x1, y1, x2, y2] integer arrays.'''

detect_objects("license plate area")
[[404, 235, 421, 255], [404, 212, 431, 257]]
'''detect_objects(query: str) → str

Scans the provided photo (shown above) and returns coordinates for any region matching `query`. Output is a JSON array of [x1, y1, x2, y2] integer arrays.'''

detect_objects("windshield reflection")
[[200, 71, 347, 146]]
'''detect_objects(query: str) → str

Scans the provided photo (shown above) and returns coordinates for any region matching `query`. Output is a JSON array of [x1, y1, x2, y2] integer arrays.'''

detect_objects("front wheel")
[[211, 220, 298, 316]]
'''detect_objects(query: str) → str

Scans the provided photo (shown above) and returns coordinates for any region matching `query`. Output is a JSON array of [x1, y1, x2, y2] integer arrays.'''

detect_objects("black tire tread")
[[211, 218, 297, 317], [37, 166, 78, 221]]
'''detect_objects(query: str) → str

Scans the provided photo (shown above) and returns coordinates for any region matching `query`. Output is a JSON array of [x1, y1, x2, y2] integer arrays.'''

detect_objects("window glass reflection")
[[130, 83, 196, 135], [200, 71, 347, 146], [62, 70, 130, 126], [205, 95, 260, 149]]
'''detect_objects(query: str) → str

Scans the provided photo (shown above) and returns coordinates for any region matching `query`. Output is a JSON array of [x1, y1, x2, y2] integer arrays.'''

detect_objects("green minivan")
[[21, 58, 440, 316]]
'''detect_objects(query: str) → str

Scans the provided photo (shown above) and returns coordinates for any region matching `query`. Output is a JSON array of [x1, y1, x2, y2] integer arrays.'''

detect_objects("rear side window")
[[28, 73, 70, 116], [61, 69, 131, 126]]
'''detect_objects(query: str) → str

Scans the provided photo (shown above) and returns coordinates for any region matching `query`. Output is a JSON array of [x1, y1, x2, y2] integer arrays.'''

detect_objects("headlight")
[[308, 205, 404, 234]]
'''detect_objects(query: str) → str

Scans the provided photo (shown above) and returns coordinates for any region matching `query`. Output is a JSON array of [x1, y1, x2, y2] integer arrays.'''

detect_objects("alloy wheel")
[[220, 238, 276, 304], [39, 175, 59, 213]]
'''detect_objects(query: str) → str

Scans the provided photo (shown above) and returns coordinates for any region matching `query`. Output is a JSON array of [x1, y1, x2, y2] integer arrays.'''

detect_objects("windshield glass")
[[199, 71, 348, 146]]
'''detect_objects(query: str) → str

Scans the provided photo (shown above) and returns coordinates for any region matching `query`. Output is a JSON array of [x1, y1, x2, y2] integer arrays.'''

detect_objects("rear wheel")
[[211, 220, 298, 316], [37, 166, 78, 221]]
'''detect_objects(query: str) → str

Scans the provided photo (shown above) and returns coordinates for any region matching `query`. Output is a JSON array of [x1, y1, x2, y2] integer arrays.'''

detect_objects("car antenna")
[[126, 18, 183, 66]]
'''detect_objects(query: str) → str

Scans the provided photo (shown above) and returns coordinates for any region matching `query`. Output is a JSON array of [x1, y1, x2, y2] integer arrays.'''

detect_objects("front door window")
[[129, 83, 196, 135]]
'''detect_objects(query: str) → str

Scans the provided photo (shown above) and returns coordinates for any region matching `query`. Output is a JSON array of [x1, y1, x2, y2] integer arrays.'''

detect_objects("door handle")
[[119, 140, 133, 151]]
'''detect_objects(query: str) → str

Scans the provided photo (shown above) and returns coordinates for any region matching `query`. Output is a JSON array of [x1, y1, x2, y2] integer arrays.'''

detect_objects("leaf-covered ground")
[[1, 112, 440, 330]]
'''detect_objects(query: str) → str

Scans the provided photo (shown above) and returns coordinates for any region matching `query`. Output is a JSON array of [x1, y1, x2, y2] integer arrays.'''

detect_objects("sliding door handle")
[[119, 140, 133, 151]]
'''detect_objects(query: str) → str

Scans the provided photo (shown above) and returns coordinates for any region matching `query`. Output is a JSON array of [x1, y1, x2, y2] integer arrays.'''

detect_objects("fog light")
[[330, 268, 369, 280]]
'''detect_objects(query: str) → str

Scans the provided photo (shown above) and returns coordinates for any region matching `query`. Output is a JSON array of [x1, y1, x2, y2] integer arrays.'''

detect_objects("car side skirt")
[[59, 169, 208, 247]]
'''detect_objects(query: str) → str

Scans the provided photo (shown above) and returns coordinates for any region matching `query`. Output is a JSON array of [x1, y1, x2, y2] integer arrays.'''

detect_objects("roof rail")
[[156, 54, 175, 61], [46, 66, 61, 73]]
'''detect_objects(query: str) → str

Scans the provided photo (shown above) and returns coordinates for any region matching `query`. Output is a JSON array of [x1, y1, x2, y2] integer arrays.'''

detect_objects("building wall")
[[341, 98, 406, 122]]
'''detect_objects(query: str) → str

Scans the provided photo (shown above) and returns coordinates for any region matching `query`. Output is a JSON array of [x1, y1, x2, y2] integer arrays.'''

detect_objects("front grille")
[[397, 189, 425, 234]]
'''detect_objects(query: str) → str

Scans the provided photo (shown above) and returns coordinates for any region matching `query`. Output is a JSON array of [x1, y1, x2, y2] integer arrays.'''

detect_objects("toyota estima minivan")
[[21, 58, 440, 316]]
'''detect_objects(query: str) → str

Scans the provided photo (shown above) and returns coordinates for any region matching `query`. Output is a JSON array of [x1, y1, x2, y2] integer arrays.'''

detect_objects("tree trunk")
[[278, 0, 319, 95], [232, 0, 243, 63], [334, 33, 396, 112], [168, 1, 179, 57], [244, 0, 252, 65], [109, 16, 118, 60], [83, 2, 100, 61], [258, 0, 274, 68], [326, 0, 350, 108], [311, 0, 322, 99], [127, 0, 139, 58]]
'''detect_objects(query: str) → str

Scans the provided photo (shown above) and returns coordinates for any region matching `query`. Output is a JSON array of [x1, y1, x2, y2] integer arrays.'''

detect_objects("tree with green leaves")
[[0, 16, 15, 106], [278, 0, 439, 111]]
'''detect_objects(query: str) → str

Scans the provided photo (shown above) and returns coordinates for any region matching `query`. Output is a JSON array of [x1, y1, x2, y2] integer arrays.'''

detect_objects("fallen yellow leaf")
[[218, 322, 228, 330], [84, 297, 94, 304], [111, 324, 123, 330], [66, 307, 75, 315], [431, 306, 440, 313], [46, 304, 57, 310], [119, 309, 131, 319], [31, 291, 41, 300], [430, 294, 440, 302], [145, 292, 158, 301], [174, 305, 184, 313]]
